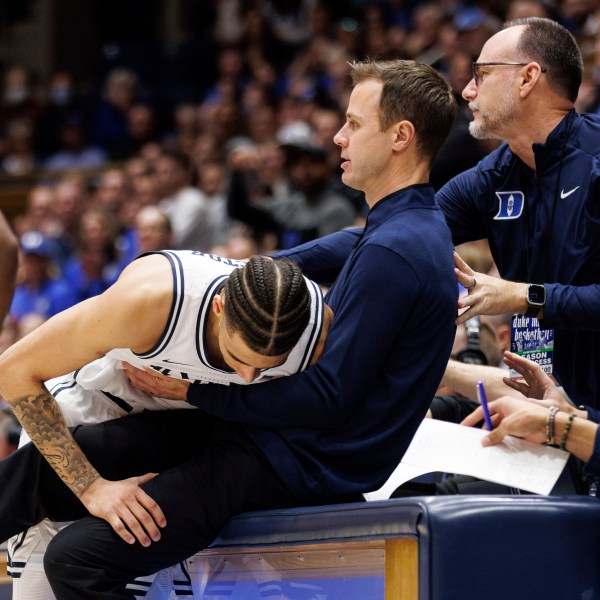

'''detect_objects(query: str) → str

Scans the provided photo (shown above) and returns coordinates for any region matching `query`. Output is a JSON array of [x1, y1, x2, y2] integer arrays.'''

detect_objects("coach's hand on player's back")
[[123, 362, 190, 401], [80, 473, 166, 546]]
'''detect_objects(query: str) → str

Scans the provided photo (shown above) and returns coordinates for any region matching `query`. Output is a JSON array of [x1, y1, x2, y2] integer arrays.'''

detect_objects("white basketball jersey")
[[46, 251, 325, 419]]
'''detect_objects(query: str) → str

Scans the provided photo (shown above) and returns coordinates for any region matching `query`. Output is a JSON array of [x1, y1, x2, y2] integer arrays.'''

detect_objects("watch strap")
[[525, 304, 540, 318]]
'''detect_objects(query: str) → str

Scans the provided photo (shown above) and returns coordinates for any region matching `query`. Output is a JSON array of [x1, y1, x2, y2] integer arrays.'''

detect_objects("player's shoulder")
[[121, 252, 172, 283], [110, 253, 174, 307]]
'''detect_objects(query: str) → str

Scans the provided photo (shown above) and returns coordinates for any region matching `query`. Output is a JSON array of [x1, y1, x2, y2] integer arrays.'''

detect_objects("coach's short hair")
[[506, 17, 583, 102], [349, 59, 457, 163]]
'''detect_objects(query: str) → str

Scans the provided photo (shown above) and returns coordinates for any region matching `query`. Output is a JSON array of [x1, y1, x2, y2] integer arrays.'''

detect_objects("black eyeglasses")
[[471, 62, 547, 86]]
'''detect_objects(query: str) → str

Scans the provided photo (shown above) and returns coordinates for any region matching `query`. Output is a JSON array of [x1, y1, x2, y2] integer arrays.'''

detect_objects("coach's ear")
[[212, 294, 225, 317], [391, 119, 415, 153]]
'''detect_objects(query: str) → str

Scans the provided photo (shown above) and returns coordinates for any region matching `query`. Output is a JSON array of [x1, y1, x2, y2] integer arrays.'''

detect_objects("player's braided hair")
[[222, 256, 312, 356]]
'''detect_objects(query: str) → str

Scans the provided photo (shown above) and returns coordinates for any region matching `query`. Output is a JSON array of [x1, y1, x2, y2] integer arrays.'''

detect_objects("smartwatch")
[[526, 284, 545, 318]]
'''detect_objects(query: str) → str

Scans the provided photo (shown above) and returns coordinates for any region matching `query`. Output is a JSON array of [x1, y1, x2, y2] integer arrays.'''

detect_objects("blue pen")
[[476, 380, 493, 431]]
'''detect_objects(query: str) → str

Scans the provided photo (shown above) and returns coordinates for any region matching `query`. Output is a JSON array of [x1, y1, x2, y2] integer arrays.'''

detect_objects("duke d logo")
[[494, 191, 524, 220]]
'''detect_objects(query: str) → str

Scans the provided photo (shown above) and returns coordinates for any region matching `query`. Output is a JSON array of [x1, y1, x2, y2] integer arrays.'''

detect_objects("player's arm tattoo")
[[11, 390, 100, 497]]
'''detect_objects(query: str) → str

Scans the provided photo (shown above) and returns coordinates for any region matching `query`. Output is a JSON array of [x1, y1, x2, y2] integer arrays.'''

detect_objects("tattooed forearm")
[[11, 390, 100, 497]]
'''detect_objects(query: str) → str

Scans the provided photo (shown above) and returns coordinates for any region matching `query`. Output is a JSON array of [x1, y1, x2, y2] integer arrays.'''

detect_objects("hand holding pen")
[[476, 380, 494, 430]]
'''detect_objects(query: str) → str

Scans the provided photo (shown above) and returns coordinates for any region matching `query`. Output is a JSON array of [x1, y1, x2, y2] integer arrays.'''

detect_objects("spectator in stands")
[[90, 68, 139, 160], [197, 160, 232, 250], [115, 194, 142, 267], [277, 130, 356, 241], [42, 112, 107, 171], [245, 103, 278, 144], [404, 3, 445, 62], [189, 132, 223, 172], [130, 171, 160, 208], [453, 6, 501, 58], [162, 102, 200, 157], [62, 207, 122, 301], [90, 167, 138, 264], [124, 102, 158, 157], [35, 70, 83, 158], [9, 230, 77, 323], [216, 223, 263, 258], [50, 173, 86, 268], [2, 117, 37, 175], [223, 140, 283, 247], [483, 312, 513, 362], [203, 96, 244, 149], [138, 141, 163, 167], [0, 65, 40, 132], [240, 7, 287, 72], [92, 167, 129, 213], [227, 123, 357, 248], [311, 107, 343, 172], [155, 149, 211, 250], [505, 0, 552, 21], [12, 184, 58, 238], [123, 156, 151, 183], [262, 0, 314, 67], [131, 205, 172, 256]]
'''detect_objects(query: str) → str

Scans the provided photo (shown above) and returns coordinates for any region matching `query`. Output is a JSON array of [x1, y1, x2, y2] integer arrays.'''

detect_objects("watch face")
[[528, 285, 545, 305]]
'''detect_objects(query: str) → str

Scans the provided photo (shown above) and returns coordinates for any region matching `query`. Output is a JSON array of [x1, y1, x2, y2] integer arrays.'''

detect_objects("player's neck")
[[205, 308, 228, 369]]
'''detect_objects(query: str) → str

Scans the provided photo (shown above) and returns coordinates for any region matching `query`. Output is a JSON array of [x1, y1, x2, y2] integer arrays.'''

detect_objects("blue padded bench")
[[195, 495, 600, 600]]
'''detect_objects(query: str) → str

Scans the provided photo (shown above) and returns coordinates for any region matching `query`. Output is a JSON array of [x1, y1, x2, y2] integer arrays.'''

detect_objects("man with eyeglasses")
[[437, 17, 600, 424]]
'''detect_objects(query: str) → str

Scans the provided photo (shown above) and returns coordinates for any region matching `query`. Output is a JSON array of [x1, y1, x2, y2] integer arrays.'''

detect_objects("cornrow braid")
[[222, 256, 311, 356]]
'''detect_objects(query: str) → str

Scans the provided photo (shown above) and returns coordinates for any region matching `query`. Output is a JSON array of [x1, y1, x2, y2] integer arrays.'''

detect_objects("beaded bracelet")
[[559, 412, 576, 450], [545, 407, 560, 445]]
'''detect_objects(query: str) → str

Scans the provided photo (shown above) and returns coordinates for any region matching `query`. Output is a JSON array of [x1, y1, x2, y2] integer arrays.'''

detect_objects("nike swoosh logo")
[[560, 186, 580, 199]]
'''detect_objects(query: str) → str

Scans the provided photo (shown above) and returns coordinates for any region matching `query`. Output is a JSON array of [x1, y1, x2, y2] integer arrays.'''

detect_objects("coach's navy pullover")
[[187, 185, 457, 501], [437, 110, 600, 409]]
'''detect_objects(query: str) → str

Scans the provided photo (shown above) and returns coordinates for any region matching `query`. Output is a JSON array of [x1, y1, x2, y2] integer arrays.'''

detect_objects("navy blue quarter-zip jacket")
[[187, 185, 457, 501], [438, 110, 600, 409]]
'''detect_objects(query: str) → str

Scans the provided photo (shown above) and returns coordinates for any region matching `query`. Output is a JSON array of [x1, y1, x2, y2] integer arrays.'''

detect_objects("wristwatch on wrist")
[[526, 283, 545, 318]]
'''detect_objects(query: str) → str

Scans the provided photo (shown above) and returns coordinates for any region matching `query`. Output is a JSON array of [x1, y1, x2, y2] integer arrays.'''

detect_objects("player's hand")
[[454, 252, 528, 324], [79, 474, 166, 546], [123, 362, 190, 401]]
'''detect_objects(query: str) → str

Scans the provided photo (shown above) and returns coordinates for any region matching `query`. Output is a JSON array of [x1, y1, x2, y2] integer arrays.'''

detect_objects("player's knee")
[[43, 534, 72, 585]]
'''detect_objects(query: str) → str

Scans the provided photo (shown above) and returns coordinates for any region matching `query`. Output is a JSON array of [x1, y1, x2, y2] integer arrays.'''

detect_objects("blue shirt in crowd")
[[10, 277, 78, 322]]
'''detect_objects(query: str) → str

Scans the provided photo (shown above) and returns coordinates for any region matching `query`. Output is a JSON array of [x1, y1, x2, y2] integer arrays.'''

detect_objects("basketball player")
[[1, 250, 330, 600]]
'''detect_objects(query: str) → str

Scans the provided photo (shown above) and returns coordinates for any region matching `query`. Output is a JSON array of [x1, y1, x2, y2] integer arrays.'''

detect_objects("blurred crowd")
[[1, 0, 600, 434]]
